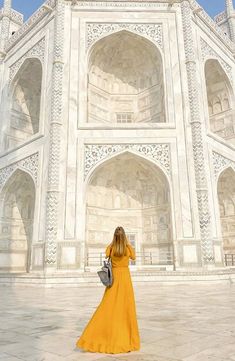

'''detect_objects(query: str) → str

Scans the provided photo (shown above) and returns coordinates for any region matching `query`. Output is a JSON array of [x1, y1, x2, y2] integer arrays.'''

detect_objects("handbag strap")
[[108, 246, 112, 262]]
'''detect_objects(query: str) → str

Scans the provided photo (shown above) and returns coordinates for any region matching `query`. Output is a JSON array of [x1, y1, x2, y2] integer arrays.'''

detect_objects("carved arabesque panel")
[[181, 1, 214, 264], [0, 152, 39, 192], [212, 151, 235, 179], [84, 143, 170, 179], [45, 0, 66, 266], [86, 23, 163, 50]]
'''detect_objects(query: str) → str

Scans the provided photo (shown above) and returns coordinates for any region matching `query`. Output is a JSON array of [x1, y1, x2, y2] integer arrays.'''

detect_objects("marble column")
[[181, 1, 215, 266], [44, 0, 66, 270], [0, 0, 12, 56], [225, 0, 235, 42]]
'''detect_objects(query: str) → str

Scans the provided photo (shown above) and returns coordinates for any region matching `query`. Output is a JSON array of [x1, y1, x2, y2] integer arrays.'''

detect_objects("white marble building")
[[0, 0, 235, 276]]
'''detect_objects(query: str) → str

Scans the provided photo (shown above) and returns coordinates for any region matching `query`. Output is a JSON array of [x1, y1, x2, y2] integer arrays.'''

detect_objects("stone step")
[[0, 268, 235, 287]]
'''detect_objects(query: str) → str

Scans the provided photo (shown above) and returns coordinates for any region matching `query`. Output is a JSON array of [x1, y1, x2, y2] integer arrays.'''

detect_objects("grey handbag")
[[97, 249, 113, 287]]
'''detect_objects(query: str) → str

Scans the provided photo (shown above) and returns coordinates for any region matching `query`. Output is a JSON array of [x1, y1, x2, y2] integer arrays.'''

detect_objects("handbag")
[[97, 248, 113, 287]]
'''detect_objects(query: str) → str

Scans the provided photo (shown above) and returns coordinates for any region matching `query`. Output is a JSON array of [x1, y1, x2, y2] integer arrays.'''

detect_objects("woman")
[[76, 226, 140, 354]]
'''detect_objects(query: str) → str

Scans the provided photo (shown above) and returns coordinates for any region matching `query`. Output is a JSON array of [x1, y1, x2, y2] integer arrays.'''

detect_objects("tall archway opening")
[[88, 31, 165, 124], [85, 152, 173, 267], [0, 169, 35, 272], [205, 59, 235, 145], [217, 168, 235, 265], [5, 58, 42, 150]]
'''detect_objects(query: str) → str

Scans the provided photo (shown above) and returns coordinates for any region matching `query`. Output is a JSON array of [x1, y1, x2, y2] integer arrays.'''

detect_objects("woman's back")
[[76, 227, 140, 353], [105, 243, 135, 268]]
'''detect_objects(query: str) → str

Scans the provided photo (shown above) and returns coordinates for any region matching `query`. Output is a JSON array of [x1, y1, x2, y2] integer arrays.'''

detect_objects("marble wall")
[[0, 1, 235, 274]]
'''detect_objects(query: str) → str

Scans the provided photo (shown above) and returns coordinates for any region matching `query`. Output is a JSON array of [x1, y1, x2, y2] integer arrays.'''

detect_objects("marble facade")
[[0, 0, 235, 276]]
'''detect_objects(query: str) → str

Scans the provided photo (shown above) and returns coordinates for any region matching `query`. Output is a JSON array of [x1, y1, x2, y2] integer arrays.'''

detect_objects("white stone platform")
[[0, 283, 235, 361]]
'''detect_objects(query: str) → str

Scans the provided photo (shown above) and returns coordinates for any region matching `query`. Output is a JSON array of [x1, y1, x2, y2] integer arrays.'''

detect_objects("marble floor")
[[0, 282, 235, 361]]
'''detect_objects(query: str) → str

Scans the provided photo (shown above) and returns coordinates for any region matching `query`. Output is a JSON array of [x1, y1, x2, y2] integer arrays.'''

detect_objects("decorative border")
[[212, 151, 235, 179], [0, 8, 23, 25], [45, 0, 66, 266], [86, 22, 163, 50], [0, 152, 39, 191], [9, 37, 45, 82], [4, 0, 56, 52], [200, 38, 233, 84], [214, 11, 227, 24], [84, 143, 170, 179], [181, 1, 214, 264], [76, 0, 178, 8]]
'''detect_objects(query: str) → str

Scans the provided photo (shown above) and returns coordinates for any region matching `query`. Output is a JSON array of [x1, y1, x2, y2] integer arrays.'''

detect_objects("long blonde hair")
[[110, 226, 128, 257]]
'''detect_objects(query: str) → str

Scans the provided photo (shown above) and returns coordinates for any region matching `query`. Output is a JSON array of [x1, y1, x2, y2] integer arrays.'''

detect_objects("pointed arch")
[[84, 151, 173, 267], [0, 169, 36, 273], [87, 30, 165, 124], [216, 164, 235, 183], [87, 28, 164, 66], [5, 58, 42, 150], [217, 167, 235, 260], [84, 148, 171, 190], [204, 58, 235, 144]]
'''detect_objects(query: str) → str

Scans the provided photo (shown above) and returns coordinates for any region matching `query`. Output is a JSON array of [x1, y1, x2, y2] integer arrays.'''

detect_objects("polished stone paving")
[[0, 282, 235, 361]]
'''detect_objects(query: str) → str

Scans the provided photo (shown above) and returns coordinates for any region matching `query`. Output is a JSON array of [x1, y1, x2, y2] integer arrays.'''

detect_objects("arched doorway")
[[0, 169, 35, 272], [205, 59, 235, 145], [5, 58, 42, 150], [217, 167, 235, 266], [88, 31, 165, 124], [85, 152, 173, 267]]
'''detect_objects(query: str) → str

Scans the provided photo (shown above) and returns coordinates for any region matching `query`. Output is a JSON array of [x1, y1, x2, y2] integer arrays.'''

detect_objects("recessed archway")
[[205, 59, 235, 145], [88, 31, 165, 124], [5, 58, 42, 150], [0, 169, 35, 272], [85, 152, 173, 266], [217, 167, 235, 263]]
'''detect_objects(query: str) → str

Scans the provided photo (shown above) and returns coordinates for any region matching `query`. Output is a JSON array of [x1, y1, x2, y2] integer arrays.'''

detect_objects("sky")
[[0, 0, 234, 20]]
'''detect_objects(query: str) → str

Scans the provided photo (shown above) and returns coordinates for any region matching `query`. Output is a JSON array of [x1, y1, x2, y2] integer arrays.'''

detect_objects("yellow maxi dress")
[[76, 243, 140, 354]]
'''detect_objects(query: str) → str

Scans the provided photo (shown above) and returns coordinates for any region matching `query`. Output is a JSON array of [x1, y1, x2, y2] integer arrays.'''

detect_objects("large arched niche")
[[5, 58, 42, 150], [85, 152, 173, 266], [205, 59, 235, 145], [217, 167, 235, 260], [0, 169, 35, 272], [87, 31, 165, 124]]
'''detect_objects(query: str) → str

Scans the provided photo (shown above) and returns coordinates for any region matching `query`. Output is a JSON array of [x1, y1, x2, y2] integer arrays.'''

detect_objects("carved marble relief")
[[212, 151, 235, 179], [0, 153, 39, 192], [86, 22, 163, 50], [84, 143, 171, 179]]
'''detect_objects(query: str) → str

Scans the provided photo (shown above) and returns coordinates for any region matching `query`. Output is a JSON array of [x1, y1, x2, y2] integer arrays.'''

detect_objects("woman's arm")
[[127, 243, 136, 260]]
